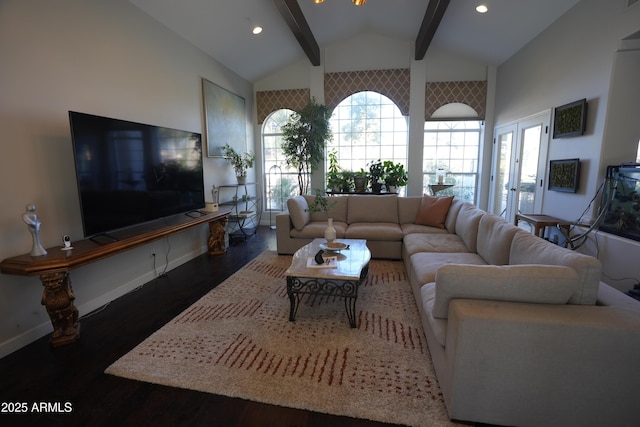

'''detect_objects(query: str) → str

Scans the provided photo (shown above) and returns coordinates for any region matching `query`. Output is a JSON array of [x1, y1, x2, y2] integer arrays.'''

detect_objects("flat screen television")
[[69, 111, 205, 238]]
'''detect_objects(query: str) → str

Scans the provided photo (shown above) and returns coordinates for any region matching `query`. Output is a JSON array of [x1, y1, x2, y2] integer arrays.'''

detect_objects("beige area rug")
[[106, 251, 459, 427]]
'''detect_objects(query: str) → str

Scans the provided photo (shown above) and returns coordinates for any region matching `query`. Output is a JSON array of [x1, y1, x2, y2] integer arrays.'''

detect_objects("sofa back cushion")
[[444, 197, 464, 233], [432, 264, 580, 319], [302, 195, 348, 223], [509, 231, 602, 305], [398, 196, 422, 224], [476, 213, 519, 265], [454, 203, 484, 252], [347, 195, 399, 223], [287, 196, 310, 231]]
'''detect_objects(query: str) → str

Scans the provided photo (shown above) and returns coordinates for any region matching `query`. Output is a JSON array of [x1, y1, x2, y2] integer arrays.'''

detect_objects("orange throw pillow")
[[415, 195, 454, 228]]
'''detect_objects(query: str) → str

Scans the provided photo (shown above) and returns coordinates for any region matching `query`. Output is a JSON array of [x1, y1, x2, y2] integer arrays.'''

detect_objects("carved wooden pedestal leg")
[[208, 216, 228, 255], [40, 271, 80, 347]]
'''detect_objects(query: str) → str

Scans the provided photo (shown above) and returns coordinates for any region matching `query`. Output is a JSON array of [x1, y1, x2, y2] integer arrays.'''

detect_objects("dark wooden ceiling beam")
[[273, 0, 321, 66], [415, 0, 451, 60]]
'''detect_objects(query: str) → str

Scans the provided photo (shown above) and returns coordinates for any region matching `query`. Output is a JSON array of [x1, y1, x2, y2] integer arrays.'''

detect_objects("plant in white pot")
[[221, 144, 255, 184]]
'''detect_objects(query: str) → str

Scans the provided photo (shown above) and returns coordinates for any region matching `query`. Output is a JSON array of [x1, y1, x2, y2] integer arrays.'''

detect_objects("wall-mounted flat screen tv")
[[69, 111, 205, 237]]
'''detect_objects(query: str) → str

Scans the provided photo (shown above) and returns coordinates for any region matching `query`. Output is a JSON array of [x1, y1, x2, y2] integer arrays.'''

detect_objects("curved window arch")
[[327, 91, 408, 193], [262, 109, 300, 211]]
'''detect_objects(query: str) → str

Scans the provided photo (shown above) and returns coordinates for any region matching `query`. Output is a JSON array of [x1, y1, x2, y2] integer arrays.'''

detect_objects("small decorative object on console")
[[22, 204, 47, 257]]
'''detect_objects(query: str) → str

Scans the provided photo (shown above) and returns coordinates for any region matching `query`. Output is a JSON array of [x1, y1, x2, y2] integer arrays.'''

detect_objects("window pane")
[[326, 91, 408, 195], [423, 119, 482, 202]]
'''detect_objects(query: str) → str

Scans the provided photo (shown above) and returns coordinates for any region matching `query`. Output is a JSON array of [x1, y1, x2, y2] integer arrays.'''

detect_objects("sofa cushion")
[[476, 213, 519, 265], [347, 195, 398, 224], [408, 252, 487, 286], [401, 223, 449, 235], [398, 196, 422, 224], [287, 196, 310, 231], [454, 203, 484, 253], [444, 197, 464, 233], [303, 195, 348, 223], [290, 221, 348, 239], [345, 222, 403, 241], [403, 233, 470, 256], [415, 195, 454, 228], [510, 231, 602, 305], [432, 264, 580, 319], [421, 283, 448, 347]]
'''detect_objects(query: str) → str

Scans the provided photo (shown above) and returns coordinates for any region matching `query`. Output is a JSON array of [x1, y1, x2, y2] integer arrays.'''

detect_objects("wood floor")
[[0, 227, 406, 427]]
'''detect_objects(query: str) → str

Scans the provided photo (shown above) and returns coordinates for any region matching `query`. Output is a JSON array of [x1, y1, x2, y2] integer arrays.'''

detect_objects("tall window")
[[423, 120, 482, 202], [262, 109, 300, 211], [327, 91, 408, 191]]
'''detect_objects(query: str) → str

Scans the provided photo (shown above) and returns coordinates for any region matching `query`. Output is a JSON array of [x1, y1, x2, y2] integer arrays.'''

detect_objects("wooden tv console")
[[0, 209, 230, 348]]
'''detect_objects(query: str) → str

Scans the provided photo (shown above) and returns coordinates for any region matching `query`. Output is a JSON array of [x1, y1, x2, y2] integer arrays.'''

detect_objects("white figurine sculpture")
[[22, 204, 48, 256]]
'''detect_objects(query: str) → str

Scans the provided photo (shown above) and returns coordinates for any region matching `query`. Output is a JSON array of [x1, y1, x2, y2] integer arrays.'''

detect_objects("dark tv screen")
[[69, 111, 205, 237]]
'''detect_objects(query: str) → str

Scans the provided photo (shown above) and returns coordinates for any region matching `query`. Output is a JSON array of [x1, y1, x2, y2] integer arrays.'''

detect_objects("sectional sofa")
[[275, 194, 640, 426]]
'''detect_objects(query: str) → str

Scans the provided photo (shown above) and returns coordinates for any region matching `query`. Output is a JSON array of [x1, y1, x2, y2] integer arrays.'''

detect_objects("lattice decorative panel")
[[256, 88, 310, 124], [425, 81, 487, 120], [324, 69, 410, 116]]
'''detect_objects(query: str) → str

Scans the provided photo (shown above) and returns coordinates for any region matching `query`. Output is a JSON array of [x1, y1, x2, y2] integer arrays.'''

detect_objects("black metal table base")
[[286, 264, 369, 328]]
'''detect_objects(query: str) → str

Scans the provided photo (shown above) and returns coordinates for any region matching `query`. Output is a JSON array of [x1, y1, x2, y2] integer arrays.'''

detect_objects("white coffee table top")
[[285, 238, 370, 281]]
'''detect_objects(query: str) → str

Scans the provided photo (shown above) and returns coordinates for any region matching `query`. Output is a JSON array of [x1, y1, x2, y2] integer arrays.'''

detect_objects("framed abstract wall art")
[[202, 78, 246, 157]]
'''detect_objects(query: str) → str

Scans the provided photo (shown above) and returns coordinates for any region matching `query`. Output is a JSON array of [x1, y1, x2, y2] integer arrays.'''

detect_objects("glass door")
[[490, 124, 515, 219], [490, 112, 550, 223]]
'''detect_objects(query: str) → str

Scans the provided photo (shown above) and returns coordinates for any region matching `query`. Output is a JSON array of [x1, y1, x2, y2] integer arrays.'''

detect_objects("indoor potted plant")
[[383, 161, 408, 192], [326, 150, 343, 192], [281, 98, 332, 195], [368, 159, 384, 193], [306, 188, 337, 242], [221, 144, 255, 184], [353, 168, 368, 193]]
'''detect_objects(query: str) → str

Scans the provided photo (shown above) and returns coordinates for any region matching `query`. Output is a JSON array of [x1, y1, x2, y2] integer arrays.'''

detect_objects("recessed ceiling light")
[[252, 26, 263, 35], [476, 4, 488, 13]]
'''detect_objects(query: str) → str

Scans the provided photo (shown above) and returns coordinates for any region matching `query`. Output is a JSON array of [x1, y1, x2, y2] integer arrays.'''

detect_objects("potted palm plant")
[[222, 144, 255, 184]]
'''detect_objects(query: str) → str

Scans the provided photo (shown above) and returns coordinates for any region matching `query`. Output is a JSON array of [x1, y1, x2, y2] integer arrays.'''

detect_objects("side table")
[[515, 213, 569, 238]]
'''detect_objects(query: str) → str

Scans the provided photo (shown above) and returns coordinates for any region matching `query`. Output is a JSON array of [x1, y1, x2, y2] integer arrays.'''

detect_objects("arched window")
[[262, 109, 300, 211], [327, 91, 408, 193], [423, 119, 482, 202]]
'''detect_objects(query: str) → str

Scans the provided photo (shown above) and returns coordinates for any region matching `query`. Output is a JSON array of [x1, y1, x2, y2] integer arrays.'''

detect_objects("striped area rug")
[[105, 251, 458, 427]]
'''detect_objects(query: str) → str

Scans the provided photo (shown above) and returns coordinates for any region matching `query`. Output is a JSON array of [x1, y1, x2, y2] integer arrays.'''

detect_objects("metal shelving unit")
[[217, 182, 262, 242]]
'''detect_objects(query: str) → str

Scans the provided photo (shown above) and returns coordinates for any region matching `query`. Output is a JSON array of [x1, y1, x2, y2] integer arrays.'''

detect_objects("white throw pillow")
[[433, 264, 580, 319]]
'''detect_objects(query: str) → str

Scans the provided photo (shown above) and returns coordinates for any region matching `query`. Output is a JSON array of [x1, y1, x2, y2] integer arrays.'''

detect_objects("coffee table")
[[285, 238, 371, 328]]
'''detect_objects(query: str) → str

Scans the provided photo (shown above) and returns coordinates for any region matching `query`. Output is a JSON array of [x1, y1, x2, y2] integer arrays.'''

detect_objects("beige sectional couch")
[[276, 194, 640, 426]]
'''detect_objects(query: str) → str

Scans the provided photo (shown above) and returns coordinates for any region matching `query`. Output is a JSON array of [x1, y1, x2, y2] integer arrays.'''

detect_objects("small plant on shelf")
[[326, 150, 343, 192], [383, 161, 408, 190], [221, 144, 255, 182], [368, 159, 384, 193]]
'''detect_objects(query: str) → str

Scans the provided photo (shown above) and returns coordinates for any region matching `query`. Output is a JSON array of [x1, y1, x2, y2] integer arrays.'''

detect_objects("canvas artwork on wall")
[[202, 78, 246, 157]]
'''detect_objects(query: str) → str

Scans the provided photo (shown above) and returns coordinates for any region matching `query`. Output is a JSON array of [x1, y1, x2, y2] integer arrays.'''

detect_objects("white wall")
[[495, 0, 640, 292], [0, 0, 253, 357]]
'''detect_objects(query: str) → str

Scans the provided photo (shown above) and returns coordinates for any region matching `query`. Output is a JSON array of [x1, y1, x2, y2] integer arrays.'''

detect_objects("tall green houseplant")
[[281, 98, 332, 195]]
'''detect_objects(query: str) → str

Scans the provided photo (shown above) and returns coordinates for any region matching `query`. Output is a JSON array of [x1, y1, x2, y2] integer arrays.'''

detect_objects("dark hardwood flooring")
[[0, 227, 406, 427]]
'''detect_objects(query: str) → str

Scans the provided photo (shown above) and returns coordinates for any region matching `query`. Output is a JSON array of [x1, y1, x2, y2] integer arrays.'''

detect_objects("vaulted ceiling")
[[128, 0, 581, 82]]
